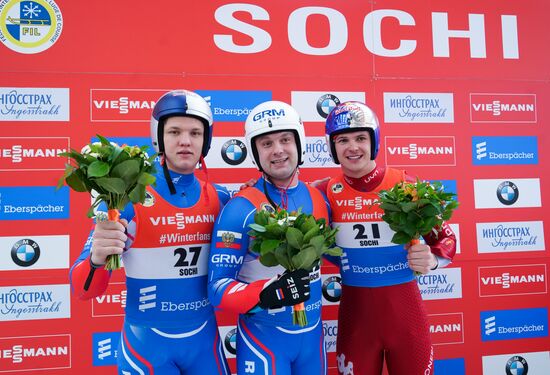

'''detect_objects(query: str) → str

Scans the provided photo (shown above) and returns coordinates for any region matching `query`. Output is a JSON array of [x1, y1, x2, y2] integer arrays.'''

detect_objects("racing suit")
[[70, 167, 231, 374], [326, 166, 456, 375], [208, 177, 329, 375]]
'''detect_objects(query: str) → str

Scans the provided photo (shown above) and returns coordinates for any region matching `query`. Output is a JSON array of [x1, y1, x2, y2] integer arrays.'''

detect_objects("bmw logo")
[[316, 94, 341, 118], [322, 275, 342, 303], [224, 328, 237, 355], [497, 181, 519, 205], [506, 355, 528, 375], [11, 239, 40, 267], [221, 139, 247, 166]]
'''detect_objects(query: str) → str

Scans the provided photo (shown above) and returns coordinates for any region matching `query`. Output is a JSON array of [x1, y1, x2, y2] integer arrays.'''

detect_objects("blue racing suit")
[[70, 165, 231, 375], [207, 177, 329, 375]]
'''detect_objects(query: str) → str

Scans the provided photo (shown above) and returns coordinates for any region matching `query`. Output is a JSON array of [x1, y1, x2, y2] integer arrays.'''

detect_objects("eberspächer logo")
[[0, 0, 63, 54]]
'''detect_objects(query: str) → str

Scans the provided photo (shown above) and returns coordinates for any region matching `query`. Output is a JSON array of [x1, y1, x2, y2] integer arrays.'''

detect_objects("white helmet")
[[150, 90, 213, 157], [244, 101, 306, 171]]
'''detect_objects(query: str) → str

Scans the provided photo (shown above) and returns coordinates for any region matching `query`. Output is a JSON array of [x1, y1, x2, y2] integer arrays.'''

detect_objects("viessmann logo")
[[479, 264, 547, 297], [428, 313, 464, 345], [385, 136, 456, 166], [470, 94, 536, 123], [91, 282, 126, 317], [90, 89, 166, 122], [0, 334, 70, 371], [0, 137, 68, 171]]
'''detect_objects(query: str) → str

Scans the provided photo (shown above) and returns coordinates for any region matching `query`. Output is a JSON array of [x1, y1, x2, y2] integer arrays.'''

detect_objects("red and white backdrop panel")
[[0, 0, 549, 374]]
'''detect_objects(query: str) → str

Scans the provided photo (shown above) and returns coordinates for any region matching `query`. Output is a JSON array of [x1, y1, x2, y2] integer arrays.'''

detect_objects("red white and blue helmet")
[[245, 100, 306, 171], [325, 101, 380, 164], [150, 90, 213, 157]]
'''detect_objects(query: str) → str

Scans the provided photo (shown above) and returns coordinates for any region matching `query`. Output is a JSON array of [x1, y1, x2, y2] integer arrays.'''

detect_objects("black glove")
[[258, 269, 311, 309]]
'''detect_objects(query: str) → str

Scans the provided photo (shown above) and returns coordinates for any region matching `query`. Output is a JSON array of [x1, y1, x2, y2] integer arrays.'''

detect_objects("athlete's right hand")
[[90, 219, 128, 266], [258, 269, 311, 309]]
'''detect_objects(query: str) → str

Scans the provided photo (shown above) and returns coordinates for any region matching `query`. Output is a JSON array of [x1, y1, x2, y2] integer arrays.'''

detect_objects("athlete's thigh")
[[236, 318, 292, 375], [291, 321, 327, 375], [383, 282, 433, 375], [184, 318, 230, 375], [336, 293, 383, 375], [117, 324, 180, 375]]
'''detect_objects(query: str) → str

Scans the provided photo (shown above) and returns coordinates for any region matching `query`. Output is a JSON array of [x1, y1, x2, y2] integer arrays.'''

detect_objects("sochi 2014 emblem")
[[11, 238, 40, 267], [506, 355, 528, 375], [221, 139, 247, 166], [316, 94, 341, 118], [496, 180, 519, 205], [330, 182, 344, 194], [0, 0, 63, 54]]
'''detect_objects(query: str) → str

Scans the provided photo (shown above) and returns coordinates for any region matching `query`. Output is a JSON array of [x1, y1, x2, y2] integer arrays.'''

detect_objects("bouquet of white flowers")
[[58, 135, 157, 269], [248, 208, 342, 326]]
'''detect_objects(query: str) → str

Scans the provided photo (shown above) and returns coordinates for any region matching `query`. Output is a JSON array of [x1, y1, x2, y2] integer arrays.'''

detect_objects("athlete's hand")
[[90, 219, 128, 266], [308, 177, 330, 192], [239, 178, 258, 191], [258, 269, 311, 309], [406, 242, 438, 274]]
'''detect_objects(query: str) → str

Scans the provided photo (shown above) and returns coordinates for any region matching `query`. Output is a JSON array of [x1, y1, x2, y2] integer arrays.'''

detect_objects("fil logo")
[[97, 338, 112, 360], [139, 285, 156, 311], [485, 316, 496, 335], [476, 142, 487, 160]]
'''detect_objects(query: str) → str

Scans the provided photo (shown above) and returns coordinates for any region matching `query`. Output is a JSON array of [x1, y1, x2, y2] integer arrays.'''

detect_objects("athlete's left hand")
[[406, 242, 438, 274]]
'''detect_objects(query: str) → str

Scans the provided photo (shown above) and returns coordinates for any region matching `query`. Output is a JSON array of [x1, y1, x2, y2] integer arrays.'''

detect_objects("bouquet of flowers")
[[377, 179, 458, 246], [57, 135, 157, 270], [248, 208, 342, 326]]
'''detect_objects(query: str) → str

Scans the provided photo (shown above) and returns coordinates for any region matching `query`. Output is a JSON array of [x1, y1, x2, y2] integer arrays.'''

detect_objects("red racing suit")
[[326, 166, 456, 375]]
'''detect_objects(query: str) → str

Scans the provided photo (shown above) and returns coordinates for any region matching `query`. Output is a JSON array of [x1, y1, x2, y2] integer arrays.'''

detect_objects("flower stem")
[[105, 208, 121, 270], [292, 302, 308, 327]]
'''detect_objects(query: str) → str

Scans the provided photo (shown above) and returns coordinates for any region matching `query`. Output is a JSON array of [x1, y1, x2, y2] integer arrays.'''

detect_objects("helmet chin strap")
[[160, 154, 177, 195], [262, 167, 299, 211]]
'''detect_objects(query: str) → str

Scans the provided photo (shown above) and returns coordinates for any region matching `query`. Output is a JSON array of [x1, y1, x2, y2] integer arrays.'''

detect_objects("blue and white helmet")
[[245, 100, 306, 171], [150, 90, 213, 157], [325, 101, 380, 164]]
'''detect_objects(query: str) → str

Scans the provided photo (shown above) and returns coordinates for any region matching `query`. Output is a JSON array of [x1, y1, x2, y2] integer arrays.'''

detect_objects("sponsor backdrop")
[[0, 0, 548, 374]]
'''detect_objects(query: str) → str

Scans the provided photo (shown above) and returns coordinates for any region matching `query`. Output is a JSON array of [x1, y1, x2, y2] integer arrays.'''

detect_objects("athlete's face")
[[334, 130, 376, 178], [255, 131, 299, 187], [162, 116, 204, 175]]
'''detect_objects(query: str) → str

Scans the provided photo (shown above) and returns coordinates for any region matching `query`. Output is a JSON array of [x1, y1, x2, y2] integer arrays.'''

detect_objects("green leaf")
[[274, 245, 293, 269], [137, 172, 156, 186], [65, 172, 88, 192], [94, 177, 126, 194], [87, 161, 110, 178], [96, 134, 111, 146], [401, 201, 418, 213], [249, 223, 266, 232], [302, 226, 320, 243], [392, 231, 412, 245], [128, 184, 146, 203], [259, 251, 279, 267], [260, 239, 280, 255], [326, 246, 343, 256], [292, 247, 317, 270], [254, 211, 270, 226], [286, 227, 303, 249], [111, 159, 140, 184]]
